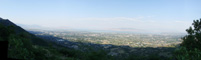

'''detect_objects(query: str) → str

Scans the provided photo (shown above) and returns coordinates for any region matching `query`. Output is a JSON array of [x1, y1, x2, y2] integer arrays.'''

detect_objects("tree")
[[181, 18, 201, 50], [0, 24, 15, 41]]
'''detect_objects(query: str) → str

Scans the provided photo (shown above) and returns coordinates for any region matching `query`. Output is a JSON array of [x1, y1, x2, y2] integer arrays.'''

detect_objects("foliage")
[[174, 18, 201, 60], [0, 24, 15, 41], [174, 47, 201, 60], [125, 53, 171, 60], [181, 18, 201, 50], [57, 47, 114, 60]]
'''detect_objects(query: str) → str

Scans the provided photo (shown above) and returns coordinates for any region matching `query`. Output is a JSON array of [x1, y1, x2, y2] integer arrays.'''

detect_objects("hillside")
[[0, 18, 49, 46], [0, 18, 26, 33]]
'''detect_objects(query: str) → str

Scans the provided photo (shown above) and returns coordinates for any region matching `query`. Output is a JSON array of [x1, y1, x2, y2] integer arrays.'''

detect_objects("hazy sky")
[[0, 0, 201, 33]]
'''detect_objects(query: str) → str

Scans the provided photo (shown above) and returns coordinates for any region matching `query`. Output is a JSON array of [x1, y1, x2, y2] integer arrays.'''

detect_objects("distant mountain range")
[[104, 28, 145, 33], [14, 19, 185, 34], [17, 23, 186, 34], [16, 24, 42, 29], [15, 23, 146, 33]]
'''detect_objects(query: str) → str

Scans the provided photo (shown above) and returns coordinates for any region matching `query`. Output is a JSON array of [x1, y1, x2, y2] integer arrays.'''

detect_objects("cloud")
[[78, 17, 140, 22], [174, 21, 190, 23]]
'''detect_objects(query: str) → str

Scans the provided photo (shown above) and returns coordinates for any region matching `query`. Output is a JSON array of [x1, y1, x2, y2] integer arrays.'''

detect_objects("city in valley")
[[29, 29, 184, 48], [24, 29, 185, 58]]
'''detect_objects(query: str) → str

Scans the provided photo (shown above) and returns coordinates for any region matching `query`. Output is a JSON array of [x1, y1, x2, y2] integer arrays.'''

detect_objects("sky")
[[0, 0, 201, 33]]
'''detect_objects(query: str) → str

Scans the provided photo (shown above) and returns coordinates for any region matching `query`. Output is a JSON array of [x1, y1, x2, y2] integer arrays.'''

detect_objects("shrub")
[[174, 47, 201, 60]]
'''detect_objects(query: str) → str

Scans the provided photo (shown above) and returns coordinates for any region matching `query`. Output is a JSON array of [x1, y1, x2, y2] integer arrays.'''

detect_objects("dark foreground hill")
[[0, 18, 49, 46]]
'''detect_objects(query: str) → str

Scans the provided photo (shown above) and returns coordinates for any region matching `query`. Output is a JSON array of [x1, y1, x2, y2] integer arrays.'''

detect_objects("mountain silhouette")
[[0, 18, 26, 34], [0, 17, 49, 46]]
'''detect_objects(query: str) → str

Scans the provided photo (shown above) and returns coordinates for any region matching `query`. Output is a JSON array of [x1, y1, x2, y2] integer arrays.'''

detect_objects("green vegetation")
[[174, 18, 201, 60], [0, 24, 15, 41], [174, 47, 201, 60], [126, 54, 161, 60]]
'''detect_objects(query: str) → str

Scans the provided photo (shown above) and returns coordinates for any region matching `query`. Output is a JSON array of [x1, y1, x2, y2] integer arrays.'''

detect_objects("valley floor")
[[36, 33, 176, 59]]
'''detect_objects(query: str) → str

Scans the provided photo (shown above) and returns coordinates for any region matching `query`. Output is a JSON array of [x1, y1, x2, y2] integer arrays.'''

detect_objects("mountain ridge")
[[0, 18, 27, 34], [0, 17, 50, 46]]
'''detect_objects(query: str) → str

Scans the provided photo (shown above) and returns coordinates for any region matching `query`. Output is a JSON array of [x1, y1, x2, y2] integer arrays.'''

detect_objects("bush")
[[8, 34, 35, 60], [174, 47, 201, 60], [174, 18, 201, 60], [181, 19, 201, 50]]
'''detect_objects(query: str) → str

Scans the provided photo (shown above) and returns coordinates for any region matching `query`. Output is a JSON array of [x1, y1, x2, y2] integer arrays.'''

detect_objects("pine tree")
[[181, 18, 201, 50]]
